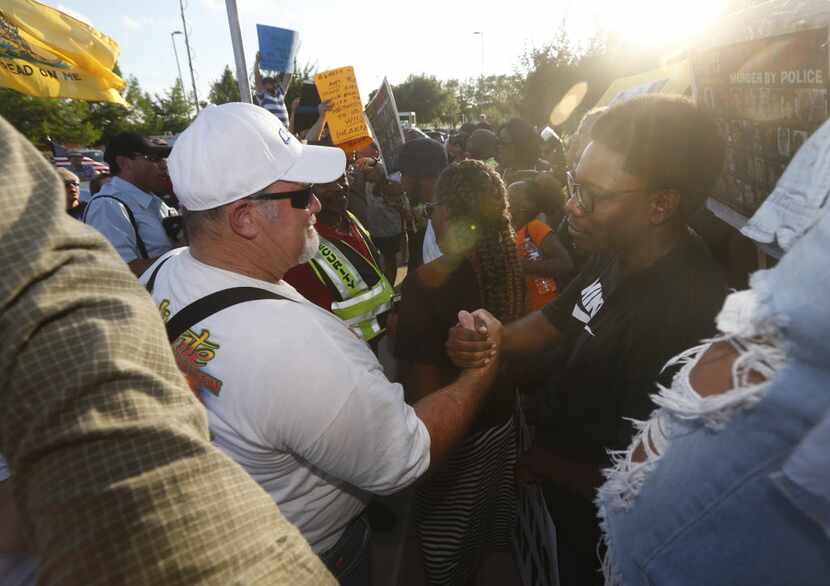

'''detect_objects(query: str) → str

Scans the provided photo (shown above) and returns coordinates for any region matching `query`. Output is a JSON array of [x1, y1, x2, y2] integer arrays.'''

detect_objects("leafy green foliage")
[[0, 73, 195, 147], [208, 65, 241, 105]]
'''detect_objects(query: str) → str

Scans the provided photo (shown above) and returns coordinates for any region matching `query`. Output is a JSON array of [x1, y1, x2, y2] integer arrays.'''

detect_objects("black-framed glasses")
[[64, 180, 80, 187], [249, 186, 315, 209], [565, 170, 644, 214]]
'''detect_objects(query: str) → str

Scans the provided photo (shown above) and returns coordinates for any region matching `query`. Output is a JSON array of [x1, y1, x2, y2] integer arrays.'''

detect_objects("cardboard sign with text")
[[365, 78, 406, 173], [314, 66, 372, 152]]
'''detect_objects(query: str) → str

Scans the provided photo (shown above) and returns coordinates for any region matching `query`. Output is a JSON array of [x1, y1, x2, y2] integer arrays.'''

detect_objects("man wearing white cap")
[[140, 103, 504, 585]]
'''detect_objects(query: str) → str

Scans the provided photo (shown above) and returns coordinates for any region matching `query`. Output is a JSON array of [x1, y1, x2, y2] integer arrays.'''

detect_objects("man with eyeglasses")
[[139, 103, 507, 585], [84, 132, 179, 276], [56, 167, 84, 219], [447, 95, 729, 586]]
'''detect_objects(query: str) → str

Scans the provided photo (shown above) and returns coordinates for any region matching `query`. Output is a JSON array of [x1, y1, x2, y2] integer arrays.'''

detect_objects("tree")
[[517, 28, 664, 134], [392, 75, 457, 126], [209, 65, 240, 105], [0, 89, 55, 146], [446, 74, 525, 127], [46, 99, 101, 145], [0, 91, 100, 146], [154, 80, 193, 134]]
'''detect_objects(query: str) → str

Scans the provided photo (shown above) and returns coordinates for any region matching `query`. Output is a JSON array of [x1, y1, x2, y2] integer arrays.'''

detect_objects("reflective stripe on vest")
[[310, 236, 394, 342]]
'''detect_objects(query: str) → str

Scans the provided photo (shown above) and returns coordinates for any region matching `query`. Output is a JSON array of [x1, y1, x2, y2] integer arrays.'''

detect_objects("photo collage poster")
[[692, 28, 830, 217]]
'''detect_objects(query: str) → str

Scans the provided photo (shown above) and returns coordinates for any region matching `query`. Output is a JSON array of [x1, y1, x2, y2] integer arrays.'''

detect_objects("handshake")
[[446, 309, 504, 370]]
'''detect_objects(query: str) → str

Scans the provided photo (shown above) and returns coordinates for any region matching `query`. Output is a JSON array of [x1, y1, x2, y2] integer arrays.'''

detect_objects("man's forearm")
[[503, 310, 560, 356], [414, 364, 498, 467], [306, 116, 326, 143]]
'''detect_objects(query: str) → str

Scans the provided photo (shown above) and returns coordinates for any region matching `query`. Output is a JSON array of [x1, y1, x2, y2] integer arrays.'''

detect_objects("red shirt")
[[284, 217, 374, 313]]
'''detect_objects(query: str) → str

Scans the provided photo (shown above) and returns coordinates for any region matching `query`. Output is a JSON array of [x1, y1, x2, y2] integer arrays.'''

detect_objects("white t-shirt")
[[0, 456, 38, 586], [141, 249, 430, 552]]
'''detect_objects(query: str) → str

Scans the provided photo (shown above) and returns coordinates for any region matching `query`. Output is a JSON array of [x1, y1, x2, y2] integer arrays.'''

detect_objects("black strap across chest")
[[145, 257, 292, 342], [85, 195, 149, 259]]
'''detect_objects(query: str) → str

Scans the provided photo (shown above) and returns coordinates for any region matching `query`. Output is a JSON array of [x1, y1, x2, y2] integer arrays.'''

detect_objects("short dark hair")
[[399, 138, 448, 178], [591, 95, 725, 216], [448, 132, 468, 148], [500, 118, 540, 165], [89, 172, 110, 195]]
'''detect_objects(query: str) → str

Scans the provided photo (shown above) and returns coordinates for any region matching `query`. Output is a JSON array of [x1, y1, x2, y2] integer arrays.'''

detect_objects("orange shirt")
[[515, 220, 558, 311]]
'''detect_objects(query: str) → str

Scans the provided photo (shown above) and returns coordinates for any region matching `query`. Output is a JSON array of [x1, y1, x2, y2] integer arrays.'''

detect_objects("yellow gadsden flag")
[[0, 0, 126, 104]]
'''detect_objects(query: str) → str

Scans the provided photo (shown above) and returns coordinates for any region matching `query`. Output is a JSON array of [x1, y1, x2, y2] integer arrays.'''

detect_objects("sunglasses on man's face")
[[249, 186, 315, 209], [131, 153, 165, 164], [64, 180, 80, 187]]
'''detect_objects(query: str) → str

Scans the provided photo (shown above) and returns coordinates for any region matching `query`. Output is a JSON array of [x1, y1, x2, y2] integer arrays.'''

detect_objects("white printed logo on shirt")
[[572, 278, 604, 332]]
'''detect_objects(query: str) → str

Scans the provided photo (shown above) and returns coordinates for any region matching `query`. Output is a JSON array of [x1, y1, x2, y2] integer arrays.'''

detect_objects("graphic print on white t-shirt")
[[571, 278, 604, 335]]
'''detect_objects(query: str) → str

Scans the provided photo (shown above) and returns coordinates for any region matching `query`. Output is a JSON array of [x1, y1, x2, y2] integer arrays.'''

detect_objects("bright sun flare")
[[593, 0, 727, 48]]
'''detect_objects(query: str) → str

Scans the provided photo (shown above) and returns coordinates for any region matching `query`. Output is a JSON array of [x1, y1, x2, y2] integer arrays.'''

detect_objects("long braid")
[[435, 160, 527, 322]]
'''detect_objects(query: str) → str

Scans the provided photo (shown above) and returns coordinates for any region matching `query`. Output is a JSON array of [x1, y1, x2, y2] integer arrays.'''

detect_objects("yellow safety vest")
[[309, 213, 394, 342]]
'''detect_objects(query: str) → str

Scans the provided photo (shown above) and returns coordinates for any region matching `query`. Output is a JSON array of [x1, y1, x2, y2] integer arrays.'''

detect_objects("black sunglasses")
[[64, 180, 80, 187], [249, 186, 314, 209], [131, 153, 165, 164]]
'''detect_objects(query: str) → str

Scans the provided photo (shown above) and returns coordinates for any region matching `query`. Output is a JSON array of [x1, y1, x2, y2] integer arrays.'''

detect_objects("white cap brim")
[[282, 143, 347, 185]]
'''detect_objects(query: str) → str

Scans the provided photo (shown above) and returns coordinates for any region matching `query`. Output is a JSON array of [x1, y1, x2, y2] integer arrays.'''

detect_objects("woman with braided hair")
[[395, 159, 526, 585]]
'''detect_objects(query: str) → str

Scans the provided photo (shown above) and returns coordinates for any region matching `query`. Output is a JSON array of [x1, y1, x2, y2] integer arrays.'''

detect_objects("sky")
[[40, 0, 726, 104]]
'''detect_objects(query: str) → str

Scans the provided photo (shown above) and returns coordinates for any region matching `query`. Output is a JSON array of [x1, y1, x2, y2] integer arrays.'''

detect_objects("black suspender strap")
[[144, 256, 171, 294], [164, 288, 290, 342], [144, 256, 294, 342], [85, 195, 149, 259]]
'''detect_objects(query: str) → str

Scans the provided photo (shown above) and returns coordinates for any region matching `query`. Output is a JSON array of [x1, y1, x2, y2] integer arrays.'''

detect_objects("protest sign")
[[314, 66, 372, 151], [256, 25, 299, 73], [692, 27, 830, 218], [595, 60, 692, 108], [365, 78, 406, 173], [0, 0, 126, 104]]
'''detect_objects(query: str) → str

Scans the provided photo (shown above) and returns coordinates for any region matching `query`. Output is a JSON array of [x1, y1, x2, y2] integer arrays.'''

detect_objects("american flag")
[[50, 142, 109, 176], [53, 156, 109, 174]]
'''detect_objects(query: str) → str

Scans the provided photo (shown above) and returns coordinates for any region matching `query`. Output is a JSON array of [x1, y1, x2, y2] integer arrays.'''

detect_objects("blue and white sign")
[[256, 25, 299, 73]]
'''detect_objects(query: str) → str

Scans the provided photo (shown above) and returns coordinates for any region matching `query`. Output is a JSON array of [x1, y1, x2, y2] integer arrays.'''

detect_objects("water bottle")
[[523, 235, 556, 295]]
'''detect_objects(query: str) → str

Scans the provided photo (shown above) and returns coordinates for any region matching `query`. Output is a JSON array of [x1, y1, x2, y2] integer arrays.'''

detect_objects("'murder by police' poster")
[[692, 28, 829, 217]]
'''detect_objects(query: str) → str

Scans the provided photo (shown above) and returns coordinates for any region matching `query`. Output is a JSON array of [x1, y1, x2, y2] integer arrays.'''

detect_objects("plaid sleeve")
[[0, 116, 334, 585]]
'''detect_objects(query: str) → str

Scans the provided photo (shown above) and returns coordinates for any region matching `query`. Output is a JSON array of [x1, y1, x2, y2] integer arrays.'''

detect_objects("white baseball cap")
[[168, 102, 346, 211]]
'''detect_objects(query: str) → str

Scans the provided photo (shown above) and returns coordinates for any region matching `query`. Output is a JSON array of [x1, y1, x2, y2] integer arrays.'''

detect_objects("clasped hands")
[[446, 309, 504, 369]]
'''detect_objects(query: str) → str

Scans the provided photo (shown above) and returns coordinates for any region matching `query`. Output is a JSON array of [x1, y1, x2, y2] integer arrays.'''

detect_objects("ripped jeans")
[[596, 320, 830, 586]]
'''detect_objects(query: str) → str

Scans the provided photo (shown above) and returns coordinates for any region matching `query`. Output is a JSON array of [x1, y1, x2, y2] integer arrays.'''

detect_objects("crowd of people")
[[1, 55, 828, 586]]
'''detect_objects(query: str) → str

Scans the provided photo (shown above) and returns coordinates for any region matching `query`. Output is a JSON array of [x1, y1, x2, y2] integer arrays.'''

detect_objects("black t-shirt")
[[538, 232, 727, 466]]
